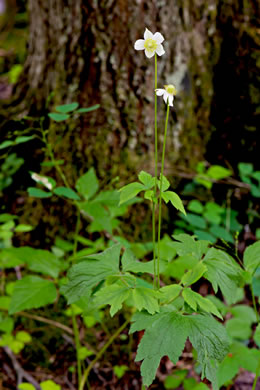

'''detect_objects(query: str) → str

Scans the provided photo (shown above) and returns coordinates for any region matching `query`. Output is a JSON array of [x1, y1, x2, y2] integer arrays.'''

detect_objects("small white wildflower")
[[155, 84, 177, 106], [31, 173, 53, 191], [134, 28, 165, 58]]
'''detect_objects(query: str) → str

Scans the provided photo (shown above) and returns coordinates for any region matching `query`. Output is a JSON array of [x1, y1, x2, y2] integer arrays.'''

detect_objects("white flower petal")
[[144, 28, 153, 40], [134, 39, 145, 50], [163, 92, 168, 104], [145, 49, 155, 58], [168, 95, 174, 106], [154, 32, 164, 44], [156, 44, 165, 56], [155, 89, 165, 96]]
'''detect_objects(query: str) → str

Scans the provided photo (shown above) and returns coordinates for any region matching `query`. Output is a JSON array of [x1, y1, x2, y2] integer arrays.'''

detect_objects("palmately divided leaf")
[[135, 312, 190, 387], [171, 234, 210, 261], [122, 248, 167, 274], [188, 314, 230, 390], [203, 248, 243, 304], [243, 241, 260, 275], [182, 288, 222, 319], [61, 245, 121, 304], [118, 182, 145, 205], [9, 276, 57, 314], [162, 191, 186, 215], [159, 284, 182, 304], [94, 283, 131, 316]]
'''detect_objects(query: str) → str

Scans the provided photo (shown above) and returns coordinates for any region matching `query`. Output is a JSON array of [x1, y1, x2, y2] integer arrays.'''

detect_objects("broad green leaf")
[[171, 234, 210, 261], [0, 248, 26, 268], [144, 190, 154, 202], [15, 135, 35, 144], [48, 113, 70, 121], [16, 331, 32, 343], [76, 167, 99, 200], [53, 186, 80, 200], [243, 241, 260, 275], [76, 104, 100, 113], [226, 318, 251, 340], [0, 140, 14, 149], [188, 315, 230, 390], [182, 288, 222, 319], [162, 191, 186, 215], [209, 225, 234, 243], [15, 224, 34, 233], [0, 315, 14, 333], [157, 174, 170, 191], [230, 305, 257, 324], [238, 162, 253, 176], [164, 369, 188, 389], [159, 284, 182, 303], [131, 287, 160, 314], [94, 283, 130, 316], [203, 248, 242, 304], [181, 262, 207, 286], [18, 384, 36, 390], [61, 245, 121, 304], [28, 188, 52, 198], [9, 276, 57, 314], [207, 165, 232, 180], [135, 312, 190, 387], [55, 102, 79, 113], [40, 380, 61, 390], [118, 182, 144, 205], [138, 171, 155, 188], [114, 365, 128, 379], [181, 213, 206, 229], [5, 247, 62, 278], [187, 200, 204, 214], [254, 323, 260, 347]]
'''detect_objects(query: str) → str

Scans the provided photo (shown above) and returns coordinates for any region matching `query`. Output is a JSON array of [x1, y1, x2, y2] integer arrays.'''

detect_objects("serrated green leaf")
[[28, 187, 52, 198], [159, 284, 182, 303], [9, 276, 57, 314], [188, 315, 230, 390], [76, 167, 99, 200], [243, 241, 260, 275], [138, 171, 155, 188], [55, 102, 79, 113], [203, 248, 243, 304], [76, 104, 100, 113], [171, 234, 210, 261], [182, 288, 222, 319], [181, 262, 207, 286], [162, 191, 186, 215], [157, 174, 170, 192], [61, 245, 121, 304], [131, 287, 160, 314], [94, 283, 130, 316], [118, 182, 145, 205], [135, 312, 190, 387], [48, 113, 70, 121], [53, 186, 80, 200]]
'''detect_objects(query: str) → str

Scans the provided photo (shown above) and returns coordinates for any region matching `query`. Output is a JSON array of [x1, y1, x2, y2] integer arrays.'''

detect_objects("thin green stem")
[[252, 359, 260, 390], [157, 103, 170, 289], [152, 53, 158, 289], [79, 318, 130, 390], [250, 283, 259, 323], [71, 306, 82, 387]]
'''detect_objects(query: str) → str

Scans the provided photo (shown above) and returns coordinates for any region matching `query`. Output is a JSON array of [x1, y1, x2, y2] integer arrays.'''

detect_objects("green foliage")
[[113, 365, 128, 379], [76, 167, 99, 200], [53, 186, 80, 200], [195, 162, 232, 189], [48, 102, 100, 121], [239, 162, 260, 197], [9, 276, 57, 314], [243, 240, 260, 275], [0, 153, 24, 192]]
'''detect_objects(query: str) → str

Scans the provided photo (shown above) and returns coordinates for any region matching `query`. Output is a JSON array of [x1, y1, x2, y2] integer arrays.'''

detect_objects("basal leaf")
[[118, 182, 145, 205], [162, 191, 186, 215], [159, 284, 182, 304], [61, 245, 121, 304], [76, 168, 99, 200], [171, 234, 210, 261], [135, 312, 189, 387], [131, 287, 160, 314], [53, 186, 80, 200], [9, 276, 57, 314], [188, 314, 230, 390], [243, 241, 260, 275], [182, 288, 222, 319]]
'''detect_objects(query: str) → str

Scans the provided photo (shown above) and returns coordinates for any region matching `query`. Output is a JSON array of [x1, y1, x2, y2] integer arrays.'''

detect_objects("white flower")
[[155, 84, 177, 106], [134, 28, 165, 58], [31, 173, 53, 190]]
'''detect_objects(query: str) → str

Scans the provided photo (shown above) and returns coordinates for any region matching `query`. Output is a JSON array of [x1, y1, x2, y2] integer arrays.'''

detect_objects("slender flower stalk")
[[157, 102, 170, 288]]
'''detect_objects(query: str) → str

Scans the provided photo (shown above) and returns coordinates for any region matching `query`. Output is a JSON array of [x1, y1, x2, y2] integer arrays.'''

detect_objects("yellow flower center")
[[164, 84, 177, 95], [144, 38, 157, 51]]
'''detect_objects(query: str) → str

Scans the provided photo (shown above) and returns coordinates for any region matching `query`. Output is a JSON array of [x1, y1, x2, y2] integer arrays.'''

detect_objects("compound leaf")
[[94, 283, 130, 316], [243, 241, 260, 275], [118, 182, 145, 205], [131, 287, 160, 314], [162, 191, 186, 215]]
